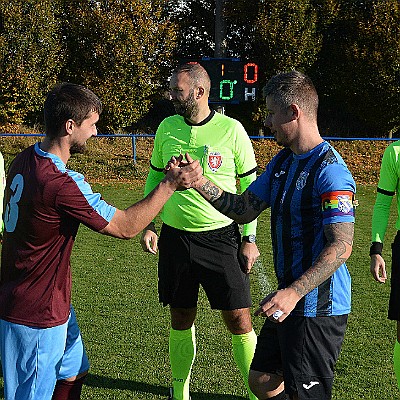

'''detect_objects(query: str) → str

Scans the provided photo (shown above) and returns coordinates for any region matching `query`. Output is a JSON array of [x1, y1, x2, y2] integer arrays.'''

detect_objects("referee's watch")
[[242, 234, 256, 243]]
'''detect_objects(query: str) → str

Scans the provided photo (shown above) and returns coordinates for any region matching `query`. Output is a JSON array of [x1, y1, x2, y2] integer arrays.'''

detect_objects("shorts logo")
[[302, 381, 319, 390], [296, 171, 309, 190], [208, 152, 222, 172]]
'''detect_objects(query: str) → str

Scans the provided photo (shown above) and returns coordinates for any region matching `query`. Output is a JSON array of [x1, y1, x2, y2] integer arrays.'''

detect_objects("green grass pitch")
[[0, 183, 398, 399]]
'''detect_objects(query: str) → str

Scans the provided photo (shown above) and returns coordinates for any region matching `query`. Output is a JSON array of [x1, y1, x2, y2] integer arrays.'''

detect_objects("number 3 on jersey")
[[5, 174, 24, 233]]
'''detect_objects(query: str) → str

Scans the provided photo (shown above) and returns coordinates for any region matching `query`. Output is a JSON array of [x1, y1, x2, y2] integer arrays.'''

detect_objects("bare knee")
[[249, 370, 284, 399], [170, 307, 197, 330], [222, 308, 252, 334]]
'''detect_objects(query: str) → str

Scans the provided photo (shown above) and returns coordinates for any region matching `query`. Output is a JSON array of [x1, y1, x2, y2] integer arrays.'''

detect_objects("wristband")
[[369, 241, 383, 256]]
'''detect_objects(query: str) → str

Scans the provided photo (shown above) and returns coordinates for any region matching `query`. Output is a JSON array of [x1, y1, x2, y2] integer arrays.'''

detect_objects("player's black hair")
[[44, 82, 102, 139]]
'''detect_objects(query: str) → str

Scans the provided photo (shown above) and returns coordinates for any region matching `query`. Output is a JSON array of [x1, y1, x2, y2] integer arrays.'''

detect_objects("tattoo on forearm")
[[248, 191, 265, 213], [199, 182, 266, 222], [213, 192, 246, 215], [200, 181, 221, 203], [290, 222, 354, 298]]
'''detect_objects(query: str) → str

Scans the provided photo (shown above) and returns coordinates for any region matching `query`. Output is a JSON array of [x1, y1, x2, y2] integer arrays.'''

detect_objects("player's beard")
[[173, 89, 199, 120], [70, 142, 87, 155]]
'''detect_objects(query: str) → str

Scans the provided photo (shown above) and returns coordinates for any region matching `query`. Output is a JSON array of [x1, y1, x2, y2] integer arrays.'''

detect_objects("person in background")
[[141, 63, 259, 400], [0, 82, 201, 400], [183, 70, 355, 400], [370, 140, 400, 391]]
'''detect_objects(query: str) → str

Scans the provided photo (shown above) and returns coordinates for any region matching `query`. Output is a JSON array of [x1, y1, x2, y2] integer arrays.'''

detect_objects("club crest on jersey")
[[296, 171, 309, 190], [208, 152, 222, 172]]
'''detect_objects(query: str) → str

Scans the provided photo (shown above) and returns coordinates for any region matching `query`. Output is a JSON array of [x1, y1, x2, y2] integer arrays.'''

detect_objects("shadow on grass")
[[85, 373, 247, 399]]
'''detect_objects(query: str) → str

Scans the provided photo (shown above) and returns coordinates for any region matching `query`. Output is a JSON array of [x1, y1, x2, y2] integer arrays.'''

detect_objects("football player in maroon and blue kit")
[[0, 82, 201, 400]]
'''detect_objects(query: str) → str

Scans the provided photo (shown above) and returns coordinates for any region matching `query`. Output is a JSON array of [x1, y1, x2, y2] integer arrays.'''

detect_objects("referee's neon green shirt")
[[144, 111, 258, 234], [372, 141, 400, 244]]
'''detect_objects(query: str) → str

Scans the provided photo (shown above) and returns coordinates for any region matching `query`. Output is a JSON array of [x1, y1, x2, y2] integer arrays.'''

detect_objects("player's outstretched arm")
[[100, 161, 202, 239], [193, 175, 266, 224]]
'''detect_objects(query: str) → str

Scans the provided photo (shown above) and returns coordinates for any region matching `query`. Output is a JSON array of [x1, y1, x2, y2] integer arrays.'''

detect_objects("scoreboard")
[[184, 58, 259, 104]]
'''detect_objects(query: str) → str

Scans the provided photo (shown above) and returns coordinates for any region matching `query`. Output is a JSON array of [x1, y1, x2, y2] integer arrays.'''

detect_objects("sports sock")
[[232, 329, 258, 400], [51, 375, 86, 400], [169, 326, 196, 400], [394, 340, 400, 389]]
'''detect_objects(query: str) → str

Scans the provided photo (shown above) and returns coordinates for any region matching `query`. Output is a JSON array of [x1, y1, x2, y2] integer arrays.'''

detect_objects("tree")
[[254, 0, 323, 77], [314, 0, 400, 137], [59, 0, 177, 132], [0, 0, 63, 125], [168, 0, 215, 59]]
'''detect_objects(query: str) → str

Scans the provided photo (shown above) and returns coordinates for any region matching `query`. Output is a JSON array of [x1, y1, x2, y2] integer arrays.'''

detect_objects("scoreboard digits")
[[185, 58, 259, 104]]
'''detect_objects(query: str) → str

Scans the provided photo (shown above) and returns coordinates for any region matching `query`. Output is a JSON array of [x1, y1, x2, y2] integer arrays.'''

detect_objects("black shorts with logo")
[[157, 223, 252, 310], [250, 314, 348, 400], [389, 231, 400, 321]]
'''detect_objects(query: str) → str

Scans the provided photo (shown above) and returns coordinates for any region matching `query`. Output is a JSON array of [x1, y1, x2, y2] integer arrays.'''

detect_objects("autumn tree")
[[0, 0, 63, 125], [59, 0, 177, 132], [314, 0, 400, 137]]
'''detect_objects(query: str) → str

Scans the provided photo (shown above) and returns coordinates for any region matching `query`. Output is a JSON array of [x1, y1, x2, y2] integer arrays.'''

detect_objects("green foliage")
[[313, 0, 400, 137], [0, 0, 398, 136], [59, 0, 177, 132], [0, 0, 63, 125], [255, 0, 322, 75]]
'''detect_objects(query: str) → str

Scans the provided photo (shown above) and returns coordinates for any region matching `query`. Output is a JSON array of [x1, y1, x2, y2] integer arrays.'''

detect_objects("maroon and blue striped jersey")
[[1, 143, 116, 327]]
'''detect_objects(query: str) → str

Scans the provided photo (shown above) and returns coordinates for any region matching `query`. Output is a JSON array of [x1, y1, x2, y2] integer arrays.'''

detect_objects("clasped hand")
[[164, 153, 203, 190]]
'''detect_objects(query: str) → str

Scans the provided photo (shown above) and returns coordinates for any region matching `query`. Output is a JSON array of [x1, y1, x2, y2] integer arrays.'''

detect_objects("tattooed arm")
[[193, 176, 268, 224], [289, 221, 354, 297], [255, 221, 354, 321]]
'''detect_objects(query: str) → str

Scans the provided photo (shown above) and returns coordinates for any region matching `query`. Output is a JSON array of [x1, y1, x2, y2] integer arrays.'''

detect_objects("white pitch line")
[[252, 258, 274, 296]]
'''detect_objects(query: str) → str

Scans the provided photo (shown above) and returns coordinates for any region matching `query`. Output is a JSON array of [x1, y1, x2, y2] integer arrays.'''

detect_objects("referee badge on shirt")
[[208, 152, 223, 172]]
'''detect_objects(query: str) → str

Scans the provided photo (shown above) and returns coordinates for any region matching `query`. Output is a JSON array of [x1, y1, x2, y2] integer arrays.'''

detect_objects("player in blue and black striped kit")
[[187, 70, 356, 400]]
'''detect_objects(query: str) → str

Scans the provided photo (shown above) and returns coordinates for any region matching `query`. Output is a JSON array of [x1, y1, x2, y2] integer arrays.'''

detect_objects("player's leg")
[[394, 321, 400, 390], [279, 315, 348, 400], [197, 223, 257, 399], [158, 224, 199, 400], [249, 318, 287, 399], [389, 232, 400, 390], [52, 306, 89, 400], [0, 318, 68, 400]]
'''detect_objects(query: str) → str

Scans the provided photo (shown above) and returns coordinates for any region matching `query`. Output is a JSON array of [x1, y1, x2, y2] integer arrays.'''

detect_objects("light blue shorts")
[[0, 305, 89, 400]]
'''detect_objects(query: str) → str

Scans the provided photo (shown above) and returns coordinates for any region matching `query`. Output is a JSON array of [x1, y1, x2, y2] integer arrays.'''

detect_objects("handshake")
[[163, 153, 204, 191]]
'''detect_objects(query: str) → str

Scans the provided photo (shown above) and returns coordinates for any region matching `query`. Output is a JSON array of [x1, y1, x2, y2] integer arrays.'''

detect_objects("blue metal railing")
[[0, 133, 397, 164]]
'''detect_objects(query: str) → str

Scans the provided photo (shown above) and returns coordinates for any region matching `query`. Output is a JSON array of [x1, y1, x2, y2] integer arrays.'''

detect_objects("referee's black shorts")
[[157, 222, 252, 310], [389, 231, 400, 321]]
